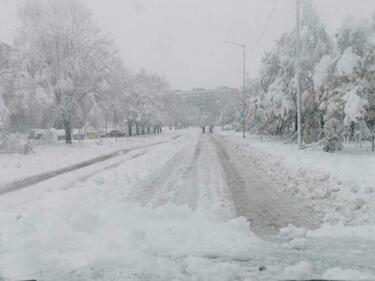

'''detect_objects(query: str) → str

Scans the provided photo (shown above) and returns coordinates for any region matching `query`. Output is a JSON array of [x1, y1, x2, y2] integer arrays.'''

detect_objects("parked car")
[[56, 129, 66, 141], [28, 129, 47, 140], [56, 129, 84, 141], [73, 132, 85, 140], [85, 131, 101, 139], [109, 130, 126, 138], [28, 128, 61, 143]]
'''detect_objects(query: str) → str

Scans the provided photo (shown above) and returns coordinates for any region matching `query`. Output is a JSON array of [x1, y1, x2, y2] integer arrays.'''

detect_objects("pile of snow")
[[281, 261, 313, 280], [308, 223, 375, 240], [278, 224, 308, 250], [0, 202, 261, 280], [218, 130, 375, 228], [322, 267, 374, 280], [279, 224, 308, 239], [280, 222, 375, 241], [281, 261, 374, 281]]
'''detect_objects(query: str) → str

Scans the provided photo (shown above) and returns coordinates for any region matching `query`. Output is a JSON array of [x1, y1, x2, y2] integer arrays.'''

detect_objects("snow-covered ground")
[[0, 130, 179, 186], [218, 129, 375, 237], [0, 129, 254, 280], [0, 128, 374, 280]]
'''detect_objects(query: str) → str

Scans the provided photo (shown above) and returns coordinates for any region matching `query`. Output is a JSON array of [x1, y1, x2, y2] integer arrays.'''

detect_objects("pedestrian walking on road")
[[202, 126, 206, 134]]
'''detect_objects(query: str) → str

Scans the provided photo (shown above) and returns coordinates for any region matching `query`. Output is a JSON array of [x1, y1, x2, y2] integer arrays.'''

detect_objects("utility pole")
[[296, 0, 303, 149], [225, 40, 246, 138], [242, 45, 246, 139]]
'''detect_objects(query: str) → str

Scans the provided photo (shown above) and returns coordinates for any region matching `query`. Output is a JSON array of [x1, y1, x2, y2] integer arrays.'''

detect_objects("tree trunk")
[[320, 114, 325, 139], [128, 123, 132, 137], [142, 124, 145, 135], [64, 118, 72, 144], [105, 112, 108, 134]]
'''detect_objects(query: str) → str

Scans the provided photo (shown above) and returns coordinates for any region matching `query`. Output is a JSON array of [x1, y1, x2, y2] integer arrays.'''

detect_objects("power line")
[[253, 0, 279, 49]]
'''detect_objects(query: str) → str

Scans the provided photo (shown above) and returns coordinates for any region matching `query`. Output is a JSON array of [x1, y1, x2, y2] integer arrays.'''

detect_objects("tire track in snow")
[[127, 133, 202, 209], [212, 135, 319, 236], [126, 144, 190, 206], [61, 149, 149, 191], [134, 134, 236, 220], [150, 138, 201, 209], [195, 135, 236, 219], [171, 140, 201, 210], [0, 134, 182, 196]]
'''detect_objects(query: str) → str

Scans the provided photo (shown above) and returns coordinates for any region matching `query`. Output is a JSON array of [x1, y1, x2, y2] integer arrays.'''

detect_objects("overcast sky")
[[1, 0, 375, 90]]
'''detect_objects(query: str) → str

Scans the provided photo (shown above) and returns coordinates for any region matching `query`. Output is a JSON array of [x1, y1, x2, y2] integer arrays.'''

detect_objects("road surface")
[[125, 131, 319, 235]]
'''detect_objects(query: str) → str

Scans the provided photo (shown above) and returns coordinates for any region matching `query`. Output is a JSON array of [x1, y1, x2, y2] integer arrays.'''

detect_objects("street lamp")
[[296, 0, 303, 149], [225, 40, 246, 138]]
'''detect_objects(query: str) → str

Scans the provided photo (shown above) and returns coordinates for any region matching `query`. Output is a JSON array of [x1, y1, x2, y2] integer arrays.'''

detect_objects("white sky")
[[1, 0, 375, 90]]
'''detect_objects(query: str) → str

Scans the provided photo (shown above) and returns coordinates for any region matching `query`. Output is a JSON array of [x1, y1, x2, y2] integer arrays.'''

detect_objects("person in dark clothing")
[[202, 126, 206, 134]]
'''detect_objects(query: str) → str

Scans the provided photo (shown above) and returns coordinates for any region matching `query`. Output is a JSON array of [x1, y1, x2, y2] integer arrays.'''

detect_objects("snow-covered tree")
[[258, 1, 332, 141], [0, 94, 9, 143], [15, 0, 115, 143], [129, 69, 170, 134], [216, 1, 373, 152]]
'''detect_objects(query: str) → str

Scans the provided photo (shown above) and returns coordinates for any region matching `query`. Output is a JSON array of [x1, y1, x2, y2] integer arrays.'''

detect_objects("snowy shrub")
[[0, 134, 24, 153], [322, 94, 345, 152], [322, 119, 343, 152]]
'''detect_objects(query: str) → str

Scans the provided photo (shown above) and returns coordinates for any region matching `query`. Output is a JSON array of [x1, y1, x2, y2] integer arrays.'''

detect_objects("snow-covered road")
[[0, 128, 374, 280]]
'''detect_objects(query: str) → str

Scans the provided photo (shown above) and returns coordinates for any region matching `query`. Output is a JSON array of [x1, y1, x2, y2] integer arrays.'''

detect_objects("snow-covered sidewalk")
[[0, 131, 179, 186], [218, 129, 375, 235]]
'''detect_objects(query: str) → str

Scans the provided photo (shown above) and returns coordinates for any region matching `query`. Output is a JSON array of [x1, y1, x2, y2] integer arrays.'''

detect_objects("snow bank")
[[323, 267, 374, 280], [308, 223, 375, 240], [218, 130, 375, 229], [0, 202, 261, 280], [281, 261, 313, 280], [279, 224, 307, 239], [280, 222, 375, 241]]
